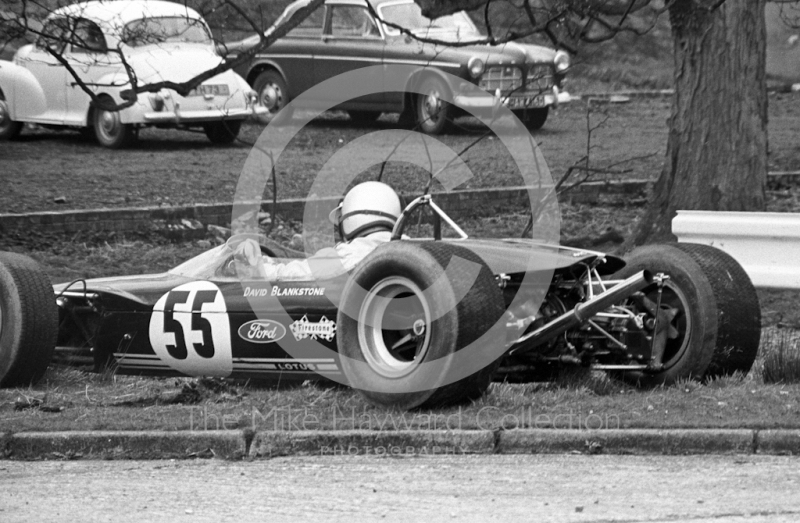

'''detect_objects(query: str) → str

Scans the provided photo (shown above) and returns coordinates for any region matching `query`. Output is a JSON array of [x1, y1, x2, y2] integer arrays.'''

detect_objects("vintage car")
[[0, 0, 265, 148], [223, 0, 571, 134], [0, 196, 761, 410]]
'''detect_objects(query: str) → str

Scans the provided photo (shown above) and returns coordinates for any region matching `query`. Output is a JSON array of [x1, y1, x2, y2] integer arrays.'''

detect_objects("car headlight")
[[468, 56, 485, 78], [554, 50, 570, 73]]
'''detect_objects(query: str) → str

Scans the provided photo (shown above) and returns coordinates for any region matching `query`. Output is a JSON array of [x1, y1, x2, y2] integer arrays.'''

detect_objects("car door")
[[313, 3, 385, 107], [15, 17, 70, 123], [63, 18, 117, 126]]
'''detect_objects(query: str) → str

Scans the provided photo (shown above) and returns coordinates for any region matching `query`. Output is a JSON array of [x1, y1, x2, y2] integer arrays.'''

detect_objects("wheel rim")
[[0, 99, 12, 134], [259, 81, 284, 114], [96, 109, 122, 142], [420, 87, 444, 126], [645, 281, 692, 370], [357, 276, 432, 379]]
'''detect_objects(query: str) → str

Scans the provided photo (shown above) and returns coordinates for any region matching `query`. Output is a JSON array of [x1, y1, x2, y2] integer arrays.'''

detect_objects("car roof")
[[51, 0, 203, 26], [284, 0, 415, 12]]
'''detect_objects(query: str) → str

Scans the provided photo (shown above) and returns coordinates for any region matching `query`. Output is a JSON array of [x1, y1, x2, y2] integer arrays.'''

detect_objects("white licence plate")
[[188, 84, 230, 97], [506, 95, 546, 109]]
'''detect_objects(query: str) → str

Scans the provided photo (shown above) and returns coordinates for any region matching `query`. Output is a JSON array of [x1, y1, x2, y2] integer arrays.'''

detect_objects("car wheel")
[[93, 97, 134, 148], [613, 243, 760, 386], [348, 110, 381, 124], [670, 243, 761, 379], [337, 241, 506, 410], [204, 120, 242, 144], [415, 76, 452, 135], [253, 70, 290, 124], [0, 90, 23, 140], [0, 252, 58, 387], [518, 107, 549, 130]]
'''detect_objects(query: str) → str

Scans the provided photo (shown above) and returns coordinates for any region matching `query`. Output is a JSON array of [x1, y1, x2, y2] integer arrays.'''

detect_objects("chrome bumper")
[[143, 105, 268, 124]]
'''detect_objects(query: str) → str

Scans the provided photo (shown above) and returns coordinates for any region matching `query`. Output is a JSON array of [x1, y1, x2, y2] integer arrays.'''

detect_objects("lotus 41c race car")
[[0, 196, 761, 410]]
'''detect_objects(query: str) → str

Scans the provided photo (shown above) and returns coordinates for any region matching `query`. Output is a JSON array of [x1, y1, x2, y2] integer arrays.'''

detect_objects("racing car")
[[0, 196, 761, 410]]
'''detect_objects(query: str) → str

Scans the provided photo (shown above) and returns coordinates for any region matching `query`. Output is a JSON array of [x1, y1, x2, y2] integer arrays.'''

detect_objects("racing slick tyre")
[[204, 121, 242, 144], [415, 76, 452, 135], [671, 243, 761, 379], [93, 96, 134, 149], [0, 252, 58, 387], [613, 243, 760, 387], [0, 89, 23, 140], [518, 107, 549, 130], [337, 241, 506, 410], [253, 69, 291, 125], [348, 110, 381, 124]]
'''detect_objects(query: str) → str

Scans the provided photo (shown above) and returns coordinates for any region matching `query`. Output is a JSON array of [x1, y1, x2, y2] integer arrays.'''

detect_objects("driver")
[[257, 181, 402, 281]]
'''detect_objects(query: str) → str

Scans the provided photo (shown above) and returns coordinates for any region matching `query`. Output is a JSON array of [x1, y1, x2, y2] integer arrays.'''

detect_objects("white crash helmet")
[[329, 181, 402, 241]]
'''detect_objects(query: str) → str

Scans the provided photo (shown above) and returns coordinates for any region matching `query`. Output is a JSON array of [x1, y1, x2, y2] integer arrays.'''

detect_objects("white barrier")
[[672, 210, 800, 290]]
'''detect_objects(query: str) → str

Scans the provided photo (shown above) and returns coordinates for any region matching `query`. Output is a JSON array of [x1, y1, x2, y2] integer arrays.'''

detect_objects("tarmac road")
[[1, 454, 799, 522]]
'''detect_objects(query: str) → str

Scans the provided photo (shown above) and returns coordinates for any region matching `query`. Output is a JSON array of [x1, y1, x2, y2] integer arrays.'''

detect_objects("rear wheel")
[[93, 96, 134, 148], [253, 70, 290, 124], [204, 120, 242, 144], [0, 252, 58, 387], [613, 243, 760, 386], [337, 241, 505, 410], [0, 90, 23, 140]]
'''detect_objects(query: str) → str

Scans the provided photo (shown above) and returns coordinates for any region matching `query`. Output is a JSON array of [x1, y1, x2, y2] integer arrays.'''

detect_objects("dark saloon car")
[[223, 0, 571, 133]]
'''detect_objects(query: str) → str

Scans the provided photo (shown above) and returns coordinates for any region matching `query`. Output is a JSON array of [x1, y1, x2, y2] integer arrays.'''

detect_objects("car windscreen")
[[122, 16, 212, 47], [378, 2, 481, 39]]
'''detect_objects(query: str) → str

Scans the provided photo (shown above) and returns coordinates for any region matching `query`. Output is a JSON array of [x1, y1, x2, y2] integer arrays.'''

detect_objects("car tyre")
[[93, 96, 134, 148], [253, 70, 291, 125], [0, 90, 23, 140], [415, 76, 452, 135], [337, 241, 506, 410], [518, 107, 549, 130], [0, 252, 58, 387], [613, 243, 760, 386], [204, 120, 242, 144]]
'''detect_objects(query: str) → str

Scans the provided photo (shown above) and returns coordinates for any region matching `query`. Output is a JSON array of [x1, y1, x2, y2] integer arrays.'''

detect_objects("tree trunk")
[[628, 0, 768, 247]]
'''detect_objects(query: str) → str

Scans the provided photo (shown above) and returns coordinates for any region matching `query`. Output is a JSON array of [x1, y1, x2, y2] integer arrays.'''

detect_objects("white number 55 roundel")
[[149, 281, 232, 377]]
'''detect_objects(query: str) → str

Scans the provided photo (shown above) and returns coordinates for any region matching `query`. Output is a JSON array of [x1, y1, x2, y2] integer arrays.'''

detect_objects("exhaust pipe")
[[510, 270, 653, 356]]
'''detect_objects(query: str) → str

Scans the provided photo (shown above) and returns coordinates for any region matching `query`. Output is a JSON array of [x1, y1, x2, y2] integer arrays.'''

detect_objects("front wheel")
[[337, 241, 506, 410], [0, 90, 23, 140], [204, 121, 242, 144], [415, 76, 452, 135], [93, 97, 134, 148], [613, 243, 760, 386], [517, 107, 549, 130]]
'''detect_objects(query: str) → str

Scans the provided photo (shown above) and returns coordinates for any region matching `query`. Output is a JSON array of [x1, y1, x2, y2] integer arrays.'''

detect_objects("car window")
[[379, 2, 481, 39], [71, 18, 107, 53], [329, 6, 381, 38], [285, 4, 325, 37], [36, 17, 71, 52], [122, 16, 212, 47]]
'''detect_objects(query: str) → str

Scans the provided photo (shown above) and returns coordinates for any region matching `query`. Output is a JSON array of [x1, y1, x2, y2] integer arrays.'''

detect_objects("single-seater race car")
[[0, 196, 761, 410]]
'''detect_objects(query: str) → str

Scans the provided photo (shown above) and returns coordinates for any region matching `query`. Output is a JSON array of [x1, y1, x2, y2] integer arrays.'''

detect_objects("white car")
[[0, 0, 265, 147]]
